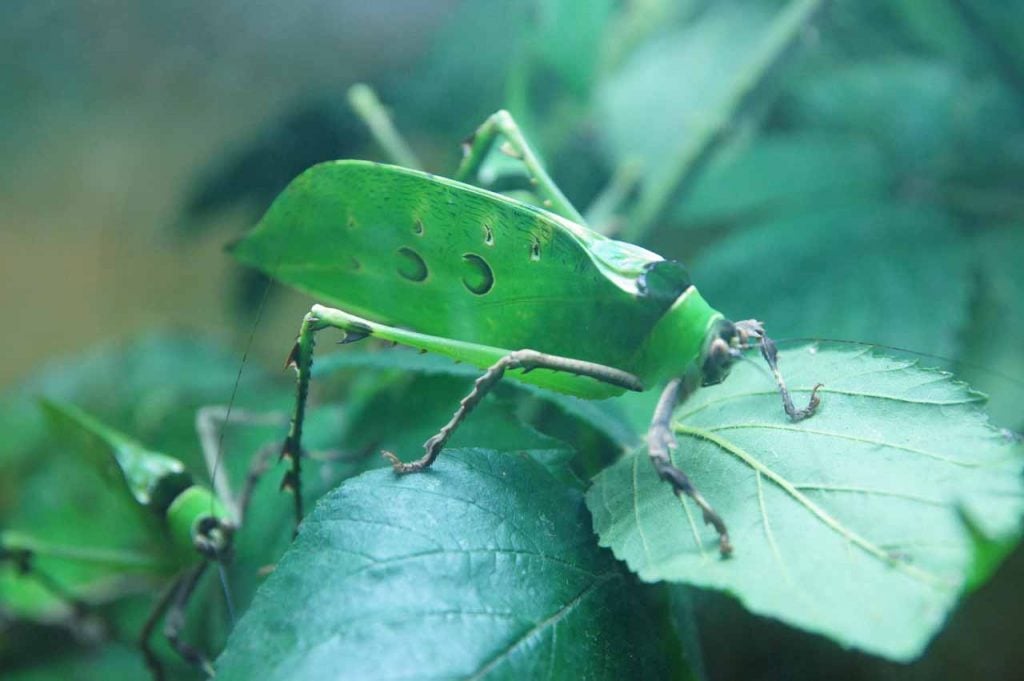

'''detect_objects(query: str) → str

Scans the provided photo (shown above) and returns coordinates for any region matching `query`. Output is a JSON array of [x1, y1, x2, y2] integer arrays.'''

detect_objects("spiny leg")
[[384, 349, 644, 473], [647, 378, 732, 558], [734, 320, 822, 421], [454, 110, 585, 224], [281, 309, 371, 534], [162, 563, 213, 677]]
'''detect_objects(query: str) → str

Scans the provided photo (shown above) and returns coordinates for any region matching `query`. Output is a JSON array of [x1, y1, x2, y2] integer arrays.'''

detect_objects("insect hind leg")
[[454, 110, 585, 224], [280, 307, 374, 535]]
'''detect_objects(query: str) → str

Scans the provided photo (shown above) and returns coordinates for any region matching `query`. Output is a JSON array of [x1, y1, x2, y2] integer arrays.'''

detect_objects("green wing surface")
[[41, 401, 192, 511], [232, 162, 691, 374]]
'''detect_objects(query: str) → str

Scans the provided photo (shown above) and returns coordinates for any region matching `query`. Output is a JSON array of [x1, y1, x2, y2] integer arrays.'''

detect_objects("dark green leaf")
[[218, 449, 688, 680], [588, 345, 1024, 660]]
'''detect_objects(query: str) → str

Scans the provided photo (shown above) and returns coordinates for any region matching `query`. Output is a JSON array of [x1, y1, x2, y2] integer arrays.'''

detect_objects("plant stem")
[[348, 83, 423, 170]]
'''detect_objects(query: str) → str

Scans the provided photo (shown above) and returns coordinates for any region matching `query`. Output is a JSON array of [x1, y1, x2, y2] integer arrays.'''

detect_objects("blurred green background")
[[2, 0, 1022, 679], [2, 0, 1022, 424]]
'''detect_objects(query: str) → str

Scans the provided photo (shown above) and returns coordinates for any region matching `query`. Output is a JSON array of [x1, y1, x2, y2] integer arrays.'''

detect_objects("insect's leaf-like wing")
[[231, 161, 679, 369], [41, 400, 191, 510], [217, 449, 692, 680], [588, 345, 1024, 661]]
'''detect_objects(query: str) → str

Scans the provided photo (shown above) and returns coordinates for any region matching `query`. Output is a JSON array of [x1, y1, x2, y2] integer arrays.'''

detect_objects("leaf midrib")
[[673, 424, 956, 589]]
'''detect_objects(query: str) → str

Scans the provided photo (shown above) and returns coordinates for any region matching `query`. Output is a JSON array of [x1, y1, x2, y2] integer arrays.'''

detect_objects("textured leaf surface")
[[217, 449, 684, 680], [587, 345, 1024, 660]]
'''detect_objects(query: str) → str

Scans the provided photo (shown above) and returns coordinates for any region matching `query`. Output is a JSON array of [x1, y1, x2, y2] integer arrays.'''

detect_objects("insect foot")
[[656, 461, 733, 558], [757, 335, 824, 422]]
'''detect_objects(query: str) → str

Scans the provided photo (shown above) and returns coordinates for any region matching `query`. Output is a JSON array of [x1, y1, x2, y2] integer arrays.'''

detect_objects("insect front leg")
[[647, 378, 733, 558], [734, 320, 822, 421], [139, 563, 214, 681], [162, 563, 214, 677], [384, 349, 644, 473], [454, 110, 585, 224]]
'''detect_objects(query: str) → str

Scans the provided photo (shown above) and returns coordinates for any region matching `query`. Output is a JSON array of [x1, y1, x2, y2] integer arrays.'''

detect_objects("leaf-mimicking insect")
[[231, 110, 822, 557]]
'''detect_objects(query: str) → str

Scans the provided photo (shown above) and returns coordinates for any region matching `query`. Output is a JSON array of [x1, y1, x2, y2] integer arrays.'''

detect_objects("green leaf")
[[693, 203, 971, 359], [587, 345, 1024, 660], [217, 449, 687, 680]]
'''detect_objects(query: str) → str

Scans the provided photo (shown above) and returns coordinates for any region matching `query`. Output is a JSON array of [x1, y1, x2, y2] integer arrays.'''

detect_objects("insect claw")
[[718, 534, 734, 558], [381, 450, 405, 471]]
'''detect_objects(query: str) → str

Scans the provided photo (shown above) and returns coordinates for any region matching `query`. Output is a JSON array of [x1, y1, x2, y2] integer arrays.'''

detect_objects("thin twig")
[[348, 83, 423, 170]]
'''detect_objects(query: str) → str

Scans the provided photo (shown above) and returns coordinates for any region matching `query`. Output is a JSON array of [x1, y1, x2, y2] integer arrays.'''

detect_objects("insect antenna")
[[216, 561, 237, 626], [208, 278, 276, 521]]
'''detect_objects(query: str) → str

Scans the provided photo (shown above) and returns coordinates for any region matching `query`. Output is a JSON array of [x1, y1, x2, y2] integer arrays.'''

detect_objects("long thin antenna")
[[217, 561, 236, 625], [209, 279, 276, 519]]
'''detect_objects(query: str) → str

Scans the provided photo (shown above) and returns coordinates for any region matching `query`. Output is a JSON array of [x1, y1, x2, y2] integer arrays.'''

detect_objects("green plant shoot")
[[231, 110, 822, 557]]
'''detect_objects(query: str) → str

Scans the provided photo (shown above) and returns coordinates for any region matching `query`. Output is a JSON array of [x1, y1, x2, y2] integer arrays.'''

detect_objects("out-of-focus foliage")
[[3, 1, 1023, 680]]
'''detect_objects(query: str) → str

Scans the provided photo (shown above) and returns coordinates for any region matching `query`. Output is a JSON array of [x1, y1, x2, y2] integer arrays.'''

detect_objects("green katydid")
[[0, 401, 282, 679], [231, 109, 822, 557]]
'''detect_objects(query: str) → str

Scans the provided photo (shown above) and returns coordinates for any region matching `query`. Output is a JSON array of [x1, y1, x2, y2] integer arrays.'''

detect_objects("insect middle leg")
[[647, 377, 733, 558], [383, 349, 644, 473], [139, 563, 212, 681], [0, 542, 92, 625]]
